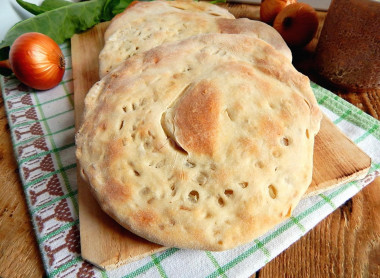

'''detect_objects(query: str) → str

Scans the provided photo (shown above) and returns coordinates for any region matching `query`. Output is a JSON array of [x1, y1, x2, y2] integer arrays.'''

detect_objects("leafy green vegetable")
[[102, 0, 135, 21], [39, 0, 74, 10], [0, 0, 137, 72], [16, 0, 74, 16], [16, 0, 47, 15], [209, 0, 226, 4]]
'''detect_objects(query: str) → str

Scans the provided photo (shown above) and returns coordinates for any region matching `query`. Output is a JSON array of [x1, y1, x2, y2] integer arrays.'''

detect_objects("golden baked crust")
[[103, 0, 235, 41], [99, 0, 291, 78], [76, 34, 322, 251]]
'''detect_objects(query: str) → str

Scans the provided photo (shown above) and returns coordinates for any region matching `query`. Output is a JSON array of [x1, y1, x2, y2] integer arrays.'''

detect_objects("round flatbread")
[[99, 0, 291, 78], [76, 34, 322, 251]]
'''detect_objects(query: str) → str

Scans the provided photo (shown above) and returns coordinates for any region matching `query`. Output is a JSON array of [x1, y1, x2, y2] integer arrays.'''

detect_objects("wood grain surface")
[[0, 3, 379, 278]]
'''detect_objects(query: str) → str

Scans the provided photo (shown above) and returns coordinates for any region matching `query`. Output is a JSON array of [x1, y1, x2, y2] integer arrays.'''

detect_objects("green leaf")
[[209, 0, 226, 4], [16, 0, 47, 15], [111, 0, 139, 16], [101, 0, 135, 21], [16, 0, 74, 15], [40, 0, 74, 10]]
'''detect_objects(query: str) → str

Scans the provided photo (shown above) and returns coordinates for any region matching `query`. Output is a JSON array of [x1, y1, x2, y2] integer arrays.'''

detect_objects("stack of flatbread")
[[76, 0, 322, 251]]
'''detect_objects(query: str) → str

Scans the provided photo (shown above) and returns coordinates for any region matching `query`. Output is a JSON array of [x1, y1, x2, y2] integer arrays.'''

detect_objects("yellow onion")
[[260, 0, 297, 25], [273, 3, 319, 47], [0, 32, 65, 90]]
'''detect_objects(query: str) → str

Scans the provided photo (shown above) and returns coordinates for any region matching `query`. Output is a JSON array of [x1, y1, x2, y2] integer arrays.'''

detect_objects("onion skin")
[[273, 3, 319, 47], [8, 32, 65, 90], [260, 0, 297, 25]]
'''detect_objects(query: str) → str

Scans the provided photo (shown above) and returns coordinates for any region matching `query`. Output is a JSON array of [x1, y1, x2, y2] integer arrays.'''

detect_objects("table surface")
[[0, 4, 379, 278]]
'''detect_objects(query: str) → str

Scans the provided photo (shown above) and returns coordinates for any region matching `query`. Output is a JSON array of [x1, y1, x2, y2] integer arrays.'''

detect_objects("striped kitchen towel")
[[1, 41, 379, 277]]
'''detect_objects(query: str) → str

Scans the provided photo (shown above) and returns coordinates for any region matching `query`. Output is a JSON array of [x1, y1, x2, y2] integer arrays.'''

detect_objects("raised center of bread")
[[162, 80, 221, 156]]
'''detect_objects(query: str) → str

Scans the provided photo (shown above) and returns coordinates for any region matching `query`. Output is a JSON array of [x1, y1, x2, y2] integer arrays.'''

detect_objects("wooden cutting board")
[[71, 22, 371, 270]]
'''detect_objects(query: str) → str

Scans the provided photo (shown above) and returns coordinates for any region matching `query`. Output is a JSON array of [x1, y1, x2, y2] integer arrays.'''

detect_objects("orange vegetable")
[[273, 2, 319, 47], [0, 32, 65, 90], [260, 0, 297, 25]]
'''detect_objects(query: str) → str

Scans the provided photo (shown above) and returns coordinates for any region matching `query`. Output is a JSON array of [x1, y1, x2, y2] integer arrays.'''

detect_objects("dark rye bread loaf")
[[315, 0, 380, 89]]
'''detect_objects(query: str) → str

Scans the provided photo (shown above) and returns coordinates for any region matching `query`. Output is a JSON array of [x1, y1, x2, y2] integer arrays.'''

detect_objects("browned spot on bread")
[[132, 209, 156, 227], [143, 49, 162, 65], [217, 18, 251, 34], [99, 122, 107, 131], [286, 206, 293, 217], [238, 137, 259, 156], [104, 178, 131, 203], [106, 138, 124, 160], [258, 116, 284, 147], [173, 80, 220, 156], [180, 205, 192, 211]]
